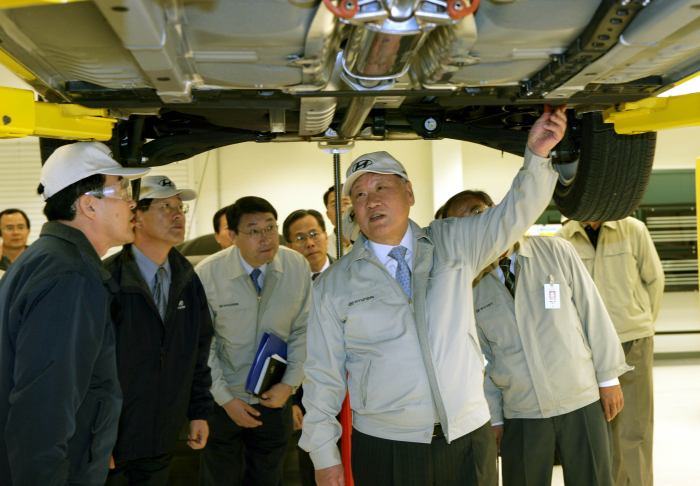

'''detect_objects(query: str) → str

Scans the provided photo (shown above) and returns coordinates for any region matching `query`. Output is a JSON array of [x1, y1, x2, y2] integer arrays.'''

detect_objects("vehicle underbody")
[[0, 0, 697, 219]]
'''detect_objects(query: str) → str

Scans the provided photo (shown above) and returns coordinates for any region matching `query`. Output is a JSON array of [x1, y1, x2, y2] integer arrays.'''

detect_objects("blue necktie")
[[388, 245, 411, 299], [250, 269, 262, 296]]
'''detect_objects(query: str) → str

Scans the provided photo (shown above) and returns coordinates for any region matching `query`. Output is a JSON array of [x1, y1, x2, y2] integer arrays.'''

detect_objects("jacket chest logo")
[[475, 302, 493, 313], [177, 300, 186, 310], [348, 296, 375, 307]]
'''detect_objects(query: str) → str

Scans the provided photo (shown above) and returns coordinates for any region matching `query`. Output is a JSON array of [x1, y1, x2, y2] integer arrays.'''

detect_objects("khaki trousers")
[[611, 336, 654, 486]]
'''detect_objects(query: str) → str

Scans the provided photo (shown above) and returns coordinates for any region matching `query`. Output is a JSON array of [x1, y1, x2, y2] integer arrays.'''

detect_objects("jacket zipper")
[[87, 398, 102, 463]]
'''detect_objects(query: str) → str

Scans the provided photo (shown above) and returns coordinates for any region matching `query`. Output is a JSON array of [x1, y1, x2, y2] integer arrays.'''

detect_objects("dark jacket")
[[0, 222, 122, 486], [104, 244, 214, 461]]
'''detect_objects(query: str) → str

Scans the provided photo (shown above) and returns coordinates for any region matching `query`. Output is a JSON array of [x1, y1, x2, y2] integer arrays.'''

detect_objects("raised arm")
[[447, 105, 568, 273]]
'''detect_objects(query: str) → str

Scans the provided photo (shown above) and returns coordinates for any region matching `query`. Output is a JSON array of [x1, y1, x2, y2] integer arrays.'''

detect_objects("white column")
[[431, 139, 464, 215]]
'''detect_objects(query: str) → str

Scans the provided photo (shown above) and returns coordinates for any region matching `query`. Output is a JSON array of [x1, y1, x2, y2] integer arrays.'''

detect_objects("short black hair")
[[282, 209, 326, 242], [213, 206, 229, 234], [38, 174, 106, 222], [442, 190, 495, 218], [323, 185, 344, 208], [135, 198, 153, 212], [0, 208, 31, 229], [226, 197, 277, 234]]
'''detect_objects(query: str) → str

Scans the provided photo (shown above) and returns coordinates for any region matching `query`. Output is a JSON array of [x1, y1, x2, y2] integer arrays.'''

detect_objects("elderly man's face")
[[350, 173, 414, 245]]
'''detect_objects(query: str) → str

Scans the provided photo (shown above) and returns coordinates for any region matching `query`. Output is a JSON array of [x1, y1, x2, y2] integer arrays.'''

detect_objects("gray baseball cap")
[[343, 151, 410, 197], [138, 175, 197, 201]]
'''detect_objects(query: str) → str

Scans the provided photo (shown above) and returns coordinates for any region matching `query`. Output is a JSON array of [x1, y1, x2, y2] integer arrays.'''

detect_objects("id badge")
[[544, 284, 560, 309]]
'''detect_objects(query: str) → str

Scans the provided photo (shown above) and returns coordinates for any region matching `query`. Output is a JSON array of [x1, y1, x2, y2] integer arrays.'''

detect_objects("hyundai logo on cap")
[[352, 159, 373, 172], [158, 178, 174, 187]]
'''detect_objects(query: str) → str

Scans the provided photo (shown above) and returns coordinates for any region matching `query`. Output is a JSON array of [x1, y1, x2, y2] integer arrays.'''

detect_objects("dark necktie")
[[250, 269, 262, 296], [312, 272, 321, 281], [499, 257, 516, 297], [153, 267, 166, 319]]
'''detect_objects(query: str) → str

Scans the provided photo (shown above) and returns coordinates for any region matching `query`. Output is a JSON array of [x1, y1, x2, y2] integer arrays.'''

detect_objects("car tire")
[[553, 112, 656, 222]]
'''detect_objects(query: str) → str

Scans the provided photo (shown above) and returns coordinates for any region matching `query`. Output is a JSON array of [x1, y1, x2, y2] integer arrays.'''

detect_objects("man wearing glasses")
[[196, 196, 311, 486], [283, 208, 335, 486], [0, 208, 31, 271], [0, 142, 149, 486], [104, 176, 214, 485]]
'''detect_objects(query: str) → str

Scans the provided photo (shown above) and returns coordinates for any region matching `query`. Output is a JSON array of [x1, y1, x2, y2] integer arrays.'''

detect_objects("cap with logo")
[[40, 142, 150, 201], [343, 151, 410, 197], [138, 175, 197, 201]]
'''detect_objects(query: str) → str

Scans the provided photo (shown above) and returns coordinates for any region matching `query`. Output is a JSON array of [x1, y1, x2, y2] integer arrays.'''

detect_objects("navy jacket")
[[104, 245, 214, 461], [0, 222, 122, 486]]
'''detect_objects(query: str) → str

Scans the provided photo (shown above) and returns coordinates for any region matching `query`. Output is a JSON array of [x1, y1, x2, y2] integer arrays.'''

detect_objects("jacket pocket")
[[360, 360, 371, 409], [576, 327, 592, 355], [347, 358, 371, 411]]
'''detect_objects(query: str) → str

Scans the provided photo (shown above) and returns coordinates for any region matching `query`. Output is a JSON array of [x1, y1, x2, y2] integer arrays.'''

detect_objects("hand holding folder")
[[246, 333, 288, 399]]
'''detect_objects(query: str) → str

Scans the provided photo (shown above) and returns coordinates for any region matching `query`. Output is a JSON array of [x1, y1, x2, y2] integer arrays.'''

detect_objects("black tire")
[[553, 112, 656, 222]]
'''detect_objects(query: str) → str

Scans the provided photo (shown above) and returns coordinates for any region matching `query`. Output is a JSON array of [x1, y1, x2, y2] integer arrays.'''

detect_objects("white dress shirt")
[[365, 225, 414, 278], [238, 251, 268, 288], [312, 256, 331, 277]]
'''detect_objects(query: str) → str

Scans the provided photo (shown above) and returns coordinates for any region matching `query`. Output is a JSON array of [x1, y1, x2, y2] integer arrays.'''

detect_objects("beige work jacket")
[[473, 236, 631, 423], [300, 149, 559, 470], [555, 218, 664, 343], [195, 246, 311, 406]]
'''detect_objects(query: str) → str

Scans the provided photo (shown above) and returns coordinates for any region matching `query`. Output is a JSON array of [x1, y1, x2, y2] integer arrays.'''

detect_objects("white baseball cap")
[[138, 175, 197, 201], [343, 151, 410, 197], [40, 142, 150, 200]]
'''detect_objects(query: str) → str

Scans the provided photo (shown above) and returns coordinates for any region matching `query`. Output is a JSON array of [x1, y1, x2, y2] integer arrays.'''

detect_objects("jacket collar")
[[346, 219, 432, 271], [474, 236, 529, 284], [568, 221, 617, 240], [226, 245, 284, 280], [118, 242, 192, 290], [40, 221, 115, 286]]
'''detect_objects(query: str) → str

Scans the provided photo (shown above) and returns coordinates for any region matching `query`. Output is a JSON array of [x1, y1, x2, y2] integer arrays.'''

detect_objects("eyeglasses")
[[292, 231, 325, 245], [1, 225, 27, 232], [84, 179, 133, 202], [237, 224, 278, 239], [149, 202, 189, 214]]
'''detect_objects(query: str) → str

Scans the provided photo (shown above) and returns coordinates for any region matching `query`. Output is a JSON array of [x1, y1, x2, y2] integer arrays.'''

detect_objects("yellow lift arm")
[[603, 93, 700, 135], [0, 86, 117, 141]]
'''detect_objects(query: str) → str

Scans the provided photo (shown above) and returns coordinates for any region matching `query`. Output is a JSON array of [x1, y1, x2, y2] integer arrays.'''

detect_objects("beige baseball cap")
[[40, 142, 150, 201], [138, 175, 197, 201], [343, 151, 409, 197]]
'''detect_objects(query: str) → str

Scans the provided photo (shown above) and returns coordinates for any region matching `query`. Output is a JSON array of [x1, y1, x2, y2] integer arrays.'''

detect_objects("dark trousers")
[[501, 400, 613, 486], [105, 450, 174, 486], [351, 421, 497, 486], [200, 401, 293, 486]]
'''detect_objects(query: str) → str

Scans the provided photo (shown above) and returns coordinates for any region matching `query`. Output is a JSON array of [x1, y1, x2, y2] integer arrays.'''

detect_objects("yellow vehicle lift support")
[[0, 86, 117, 141], [603, 92, 700, 135]]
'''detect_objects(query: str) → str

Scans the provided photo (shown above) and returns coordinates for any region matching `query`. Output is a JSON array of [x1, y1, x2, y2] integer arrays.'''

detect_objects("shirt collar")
[[238, 250, 268, 277], [312, 256, 331, 276], [365, 225, 414, 267], [132, 244, 171, 286]]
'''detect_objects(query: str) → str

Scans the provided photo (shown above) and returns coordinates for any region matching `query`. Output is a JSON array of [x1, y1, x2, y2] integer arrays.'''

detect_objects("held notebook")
[[245, 332, 288, 397]]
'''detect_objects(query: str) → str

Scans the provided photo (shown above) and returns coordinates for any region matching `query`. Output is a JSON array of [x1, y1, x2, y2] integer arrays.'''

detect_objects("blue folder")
[[245, 332, 288, 395]]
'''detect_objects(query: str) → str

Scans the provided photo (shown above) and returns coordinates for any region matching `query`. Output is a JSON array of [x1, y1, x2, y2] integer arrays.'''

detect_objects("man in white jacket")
[[300, 106, 568, 486]]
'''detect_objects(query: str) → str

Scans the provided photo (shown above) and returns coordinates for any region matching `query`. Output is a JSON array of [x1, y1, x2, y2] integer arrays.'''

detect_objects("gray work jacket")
[[555, 218, 664, 343], [195, 246, 311, 405], [300, 149, 558, 470], [473, 236, 631, 424]]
